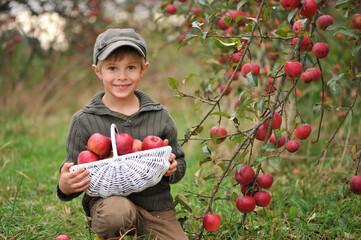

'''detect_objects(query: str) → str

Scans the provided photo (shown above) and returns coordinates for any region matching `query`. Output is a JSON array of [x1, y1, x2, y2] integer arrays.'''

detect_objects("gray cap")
[[93, 28, 147, 65]]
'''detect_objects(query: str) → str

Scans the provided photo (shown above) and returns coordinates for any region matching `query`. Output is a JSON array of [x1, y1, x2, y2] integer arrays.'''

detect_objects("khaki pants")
[[90, 196, 188, 240]]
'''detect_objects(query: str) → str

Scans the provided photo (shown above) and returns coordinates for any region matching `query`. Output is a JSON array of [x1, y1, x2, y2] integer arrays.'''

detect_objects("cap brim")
[[97, 41, 146, 63]]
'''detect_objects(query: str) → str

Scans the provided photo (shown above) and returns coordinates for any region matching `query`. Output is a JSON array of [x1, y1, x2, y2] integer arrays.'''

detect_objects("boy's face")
[[92, 53, 149, 103]]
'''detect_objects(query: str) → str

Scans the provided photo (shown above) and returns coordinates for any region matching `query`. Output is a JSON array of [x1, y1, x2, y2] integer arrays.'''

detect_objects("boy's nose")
[[117, 70, 127, 80]]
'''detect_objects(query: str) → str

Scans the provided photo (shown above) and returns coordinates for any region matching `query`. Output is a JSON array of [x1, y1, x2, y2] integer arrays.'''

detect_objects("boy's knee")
[[91, 196, 137, 238]]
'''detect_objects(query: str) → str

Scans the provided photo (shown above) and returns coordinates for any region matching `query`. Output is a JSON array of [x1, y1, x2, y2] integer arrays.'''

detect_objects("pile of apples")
[[77, 132, 165, 164], [235, 165, 273, 214], [254, 112, 312, 153]]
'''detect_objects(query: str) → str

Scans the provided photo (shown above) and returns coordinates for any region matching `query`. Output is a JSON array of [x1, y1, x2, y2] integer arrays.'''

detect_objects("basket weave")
[[69, 124, 171, 198]]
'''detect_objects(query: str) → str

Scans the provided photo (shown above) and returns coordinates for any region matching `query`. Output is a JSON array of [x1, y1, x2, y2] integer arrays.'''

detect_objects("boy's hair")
[[97, 46, 146, 71]]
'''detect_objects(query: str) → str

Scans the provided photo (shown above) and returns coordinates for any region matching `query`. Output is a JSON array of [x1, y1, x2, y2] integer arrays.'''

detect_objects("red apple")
[[301, 68, 322, 83], [236, 196, 256, 213], [264, 112, 282, 129], [255, 124, 271, 141], [257, 173, 273, 189], [293, 36, 311, 51], [294, 124, 311, 140], [235, 165, 255, 185], [191, 7, 202, 16], [286, 140, 300, 153], [165, 4, 177, 14], [203, 213, 221, 232], [142, 136, 164, 150], [77, 150, 99, 164], [217, 15, 229, 30], [87, 133, 111, 158], [241, 63, 260, 77], [284, 61, 302, 78], [312, 43, 329, 58], [280, 0, 301, 11], [350, 175, 361, 195], [317, 15, 334, 30], [227, 70, 239, 80], [352, 14, 361, 29], [232, 51, 243, 63], [300, 0, 318, 18], [210, 126, 228, 143], [115, 133, 133, 155], [131, 139, 142, 153], [55, 235, 70, 240], [254, 191, 271, 207], [269, 133, 286, 148], [220, 83, 232, 95], [217, 52, 229, 64], [293, 20, 302, 34]]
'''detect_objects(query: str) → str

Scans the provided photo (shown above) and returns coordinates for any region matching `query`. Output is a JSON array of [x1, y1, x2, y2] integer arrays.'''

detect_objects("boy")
[[57, 28, 187, 240]]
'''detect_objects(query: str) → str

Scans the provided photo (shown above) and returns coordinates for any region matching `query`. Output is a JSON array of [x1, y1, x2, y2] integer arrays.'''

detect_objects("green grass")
[[1, 110, 360, 239]]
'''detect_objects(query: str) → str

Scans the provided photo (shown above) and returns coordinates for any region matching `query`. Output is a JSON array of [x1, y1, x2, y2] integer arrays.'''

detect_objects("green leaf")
[[269, 156, 281, 170], [223, 16, 232, 27], [337, 28, 360, 38], [313, 105, 321, 116], [238, 89, 253, 99], [200, 157, 212, 166], [274, 27, 292, 37], [214, 38, 237, 50], [184, 128, 191, 139], [335, 0, 355, 8], [174, 193, 192, 213], [215, 194, 230, 201], [329, 82, 341, 97], [246, 70, 258, 87], [210, 111, 231, 118], [168, 77, 178, 90], [178, 35, 198, 50], [192, 21, 204, 30], [183, 73, 198, 85], [237, 98, 254, 116], [325, 24, 346, 31], [235, 15, 246, 24], [234, 133, 245, 143], [288, 9, 298, 23], [262, 143, 277, 152], [237, 0, 250, 10], [193, 126, 203, 136], [204, 173, 217, 180], [253, 156, 266, 167], [257, 99, 265, 115], [352, 45, 361, 56], [202, 145, 211, 155], [263, 7, 272, 21]]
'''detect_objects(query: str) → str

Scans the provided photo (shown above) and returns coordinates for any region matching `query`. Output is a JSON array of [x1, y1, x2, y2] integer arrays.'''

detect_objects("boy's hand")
[[59, 162, 91, 195], [165, 153, 177, 177]]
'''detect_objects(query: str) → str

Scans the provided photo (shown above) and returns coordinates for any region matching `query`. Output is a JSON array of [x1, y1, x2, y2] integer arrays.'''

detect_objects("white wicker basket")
[[69, 124, 171, 198]]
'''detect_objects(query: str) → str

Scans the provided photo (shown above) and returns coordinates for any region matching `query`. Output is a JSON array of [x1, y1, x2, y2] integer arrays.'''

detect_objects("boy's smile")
[[92, 52, 149, 113]]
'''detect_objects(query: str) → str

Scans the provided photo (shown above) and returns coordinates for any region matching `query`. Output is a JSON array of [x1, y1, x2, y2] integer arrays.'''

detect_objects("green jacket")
[[57, 90, 186, 216]]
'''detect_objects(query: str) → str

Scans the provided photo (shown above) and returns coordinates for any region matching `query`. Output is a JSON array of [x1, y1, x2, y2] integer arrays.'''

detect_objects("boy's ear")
[[92, 64, 102, 80], [140, 62, 150, 78]]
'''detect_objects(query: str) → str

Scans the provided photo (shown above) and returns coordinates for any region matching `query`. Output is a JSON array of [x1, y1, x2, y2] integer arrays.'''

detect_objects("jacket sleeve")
[[161, 112, 186, 184], [57, 114, 89, 201]]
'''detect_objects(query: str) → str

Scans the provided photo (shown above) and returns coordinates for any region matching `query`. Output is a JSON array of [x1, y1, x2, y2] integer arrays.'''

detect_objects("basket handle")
[[110, 123, 119, 158]]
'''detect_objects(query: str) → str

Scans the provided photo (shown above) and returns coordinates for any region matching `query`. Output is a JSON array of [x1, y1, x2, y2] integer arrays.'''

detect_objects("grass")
[[1, 107, 360, 239]]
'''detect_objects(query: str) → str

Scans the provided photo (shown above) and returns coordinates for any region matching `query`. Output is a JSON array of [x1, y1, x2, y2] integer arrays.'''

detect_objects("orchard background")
[[0, 0, 361, 239]]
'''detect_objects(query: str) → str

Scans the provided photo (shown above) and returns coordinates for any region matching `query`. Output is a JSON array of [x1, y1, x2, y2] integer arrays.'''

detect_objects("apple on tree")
[[312, 43, 329, 58], [284, 61, 302, 78], [235, 164, 255, 185], [286, 140, 300, 153], [294, 124, 311, 140], [257, 173, 273, 189], [236, 196, 256, 213], [241, 63, 260, 77], [352, 14, 361, 29], [165, 4, 177, 15], [210, 126, 228, 143], [269, 133, 286, 148], [254, 124, 272, 141], [317, 15, 334, 30], [299, 0, 318, 18], [254, 191, 271, 207], [264, 112, 282, 129], [203, 213, 221, 232]]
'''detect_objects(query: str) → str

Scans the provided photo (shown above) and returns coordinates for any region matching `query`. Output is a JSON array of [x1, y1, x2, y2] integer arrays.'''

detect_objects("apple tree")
[[158, 0, 361, 238]]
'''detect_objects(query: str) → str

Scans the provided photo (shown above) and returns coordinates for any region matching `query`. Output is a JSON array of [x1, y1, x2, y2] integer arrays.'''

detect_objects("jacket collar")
[[82, 90, 162, 115]]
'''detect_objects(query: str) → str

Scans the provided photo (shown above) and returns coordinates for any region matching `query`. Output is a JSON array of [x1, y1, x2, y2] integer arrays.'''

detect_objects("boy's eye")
[[128, 66, 135, 70], [109, 66, 117, 71]]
